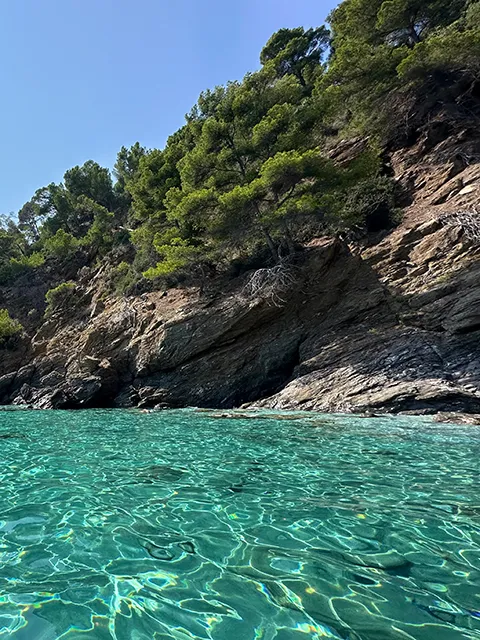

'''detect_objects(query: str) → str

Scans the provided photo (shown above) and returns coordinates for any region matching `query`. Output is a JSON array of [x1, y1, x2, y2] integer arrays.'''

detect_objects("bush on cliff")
[[45, 282, 77, 316], [0, 309, 23, 346], [43, 230, 79, 260], [340, 176, 401, 232], [111, 262, 143, 296]]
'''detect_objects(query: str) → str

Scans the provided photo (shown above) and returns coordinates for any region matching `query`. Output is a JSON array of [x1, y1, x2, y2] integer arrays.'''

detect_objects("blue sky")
[[0, 0, 337, 215]]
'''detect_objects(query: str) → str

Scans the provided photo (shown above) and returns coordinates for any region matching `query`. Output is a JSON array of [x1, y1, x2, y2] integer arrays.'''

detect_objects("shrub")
[[0, 309, 23, 345], [80, 202, 114, 256], [143, 240, 203, 280], [0, 252, 44, 283], [43, 230, 79, 260], [398, 28, 480, 82], [340, 176, 401, 232], [45, 282, 76, 316], [111, 261, 141, 295], [8, 251, 45, 276]]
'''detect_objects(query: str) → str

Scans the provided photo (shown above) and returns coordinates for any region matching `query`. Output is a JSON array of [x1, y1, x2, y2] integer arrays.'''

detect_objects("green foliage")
[[328, 0, 465, 49], [78, 199, 115, 255], [129, 221, 162, 272], [17, 159, 118, 256], [325, 0, 474, 132], [152, 73, 346, 271], [43, 229, 79, 260], [7, 252, 45, 280], [110, 262, 141, 295], [27, 184, 74, 238], [0, 217, 43, 284], [342, 148, 384, 183], [18, 201, 42, 242], [376, 0, 465, 45], [128, 129, 190, 223], [398, 26, 480, 79], [260, 27, 329, 89], [45, 282, 76, 316], [64, 161, 115, 210], [114, 142, 147, 191], [144, 236, 204, 280], [14, 252, 45, 268], [466, 1, 480, 28], [3, 0, 476, 290], [338, 176, 400, 232], [0, 309, 23, 345], [0, 233, 23, 284]]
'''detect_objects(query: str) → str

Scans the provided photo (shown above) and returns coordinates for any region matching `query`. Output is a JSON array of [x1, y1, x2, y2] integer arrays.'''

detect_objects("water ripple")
[[0, 409, 479, 639]]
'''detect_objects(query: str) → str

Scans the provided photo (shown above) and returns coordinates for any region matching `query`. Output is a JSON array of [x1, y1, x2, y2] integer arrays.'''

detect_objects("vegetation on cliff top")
[[0, 0, 478, 298]]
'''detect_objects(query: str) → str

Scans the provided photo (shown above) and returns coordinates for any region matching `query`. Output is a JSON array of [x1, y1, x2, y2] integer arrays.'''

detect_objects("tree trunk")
[[261, 226, 279, 263], [407, 25, 421, 47], [295, 69, 307, 88], [282, 219, 296, 255]]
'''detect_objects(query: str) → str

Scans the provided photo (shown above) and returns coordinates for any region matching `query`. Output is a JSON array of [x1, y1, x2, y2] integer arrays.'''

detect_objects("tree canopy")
[[1, 0, 477, 292]]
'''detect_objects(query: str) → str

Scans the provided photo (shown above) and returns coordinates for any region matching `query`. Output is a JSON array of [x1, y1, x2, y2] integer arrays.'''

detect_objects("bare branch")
[[241, 259, 298, 307], [441, 208, 480, 244]]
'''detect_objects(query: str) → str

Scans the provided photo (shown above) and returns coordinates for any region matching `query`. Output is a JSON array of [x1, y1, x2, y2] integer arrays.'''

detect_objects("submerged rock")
[[434, 412, 480, 425], [136, 465, 187, 482]]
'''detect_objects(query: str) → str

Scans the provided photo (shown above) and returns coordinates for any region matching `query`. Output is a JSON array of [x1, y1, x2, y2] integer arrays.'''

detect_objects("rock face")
[[1, 128, 479, 414]]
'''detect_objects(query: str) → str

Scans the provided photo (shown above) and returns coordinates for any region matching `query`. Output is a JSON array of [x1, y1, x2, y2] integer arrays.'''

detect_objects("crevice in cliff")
[[231, 338, 303, 409]]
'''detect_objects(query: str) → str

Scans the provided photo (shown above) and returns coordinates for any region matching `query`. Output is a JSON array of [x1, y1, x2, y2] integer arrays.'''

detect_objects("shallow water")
[[0, 409, 479, 639]]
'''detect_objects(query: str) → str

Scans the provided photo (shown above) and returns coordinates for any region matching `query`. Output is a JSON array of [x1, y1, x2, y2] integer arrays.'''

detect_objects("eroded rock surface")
[[1, 129, 479, 414]]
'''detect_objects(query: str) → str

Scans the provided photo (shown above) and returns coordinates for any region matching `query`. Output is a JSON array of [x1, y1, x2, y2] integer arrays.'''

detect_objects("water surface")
[[0, 409, 479, 639]]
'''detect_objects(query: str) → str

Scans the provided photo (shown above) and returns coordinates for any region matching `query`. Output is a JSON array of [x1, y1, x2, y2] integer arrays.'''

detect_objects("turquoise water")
[[0, 410, 479, 640]]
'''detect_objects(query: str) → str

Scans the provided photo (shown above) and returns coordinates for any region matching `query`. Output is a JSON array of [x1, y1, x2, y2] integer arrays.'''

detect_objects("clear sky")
[[0, 0, 337, 215]]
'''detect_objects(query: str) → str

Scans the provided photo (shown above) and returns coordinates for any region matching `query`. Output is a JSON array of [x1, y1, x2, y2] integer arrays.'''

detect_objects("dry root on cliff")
[[442, 208, 480, 244], [242, 260, 299, 307]]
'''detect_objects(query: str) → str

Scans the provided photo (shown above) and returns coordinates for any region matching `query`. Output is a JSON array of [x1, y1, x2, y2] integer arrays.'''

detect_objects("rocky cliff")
[[1, 127, 479, 413]]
